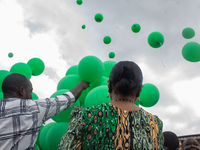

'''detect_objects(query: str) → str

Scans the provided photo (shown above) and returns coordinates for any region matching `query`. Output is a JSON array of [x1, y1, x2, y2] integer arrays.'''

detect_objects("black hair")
[[2, 73, 30, 94], [109, 61, 143, 95], [163, 131, 179, 150]]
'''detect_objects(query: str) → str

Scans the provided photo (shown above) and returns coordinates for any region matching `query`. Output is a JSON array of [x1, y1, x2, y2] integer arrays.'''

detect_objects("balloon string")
[[158, 42, 165, 67]]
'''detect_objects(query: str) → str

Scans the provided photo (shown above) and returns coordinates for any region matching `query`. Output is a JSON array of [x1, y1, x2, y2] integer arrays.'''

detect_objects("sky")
[[0, 0, 200, 136]]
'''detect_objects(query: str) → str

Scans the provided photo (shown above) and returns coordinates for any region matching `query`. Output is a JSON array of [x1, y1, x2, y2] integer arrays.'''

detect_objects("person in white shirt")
[[0, 73, 89, 150]]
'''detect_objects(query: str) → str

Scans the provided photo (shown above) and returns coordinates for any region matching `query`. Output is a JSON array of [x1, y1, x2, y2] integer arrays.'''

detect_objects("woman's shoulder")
[[141, 109, 163, 126]]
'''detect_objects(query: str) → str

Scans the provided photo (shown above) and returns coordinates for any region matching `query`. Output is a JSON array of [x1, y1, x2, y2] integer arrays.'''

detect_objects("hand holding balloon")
[[69, 81, 89, 100]]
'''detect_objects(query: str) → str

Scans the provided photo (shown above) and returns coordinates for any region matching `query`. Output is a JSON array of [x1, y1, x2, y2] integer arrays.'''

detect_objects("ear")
[[18, 86, 26, 96], [108, 80, 112, 93], [136, 85, 143, 98]]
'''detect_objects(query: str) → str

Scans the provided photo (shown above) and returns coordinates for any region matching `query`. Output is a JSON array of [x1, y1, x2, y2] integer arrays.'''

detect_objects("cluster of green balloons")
[[47, 55, 160, 124], [36, 122, 69, 150], [9, 57, 45, 79], [34, 55, 160, 149], [0, 57, 45, 100]]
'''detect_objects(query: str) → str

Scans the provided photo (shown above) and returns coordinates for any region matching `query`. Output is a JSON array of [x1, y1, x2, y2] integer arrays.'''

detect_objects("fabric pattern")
[[59, 107, 83, 150], [0, 92, 75, 150], [59, 103, 164, 150]]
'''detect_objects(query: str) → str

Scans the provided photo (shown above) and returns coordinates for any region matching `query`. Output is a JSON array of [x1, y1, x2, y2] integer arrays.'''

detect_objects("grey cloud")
[[43, 67, 60, 82]]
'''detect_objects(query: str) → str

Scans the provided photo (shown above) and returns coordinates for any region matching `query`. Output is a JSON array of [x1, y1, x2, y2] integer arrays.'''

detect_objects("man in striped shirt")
[[0, 73, 89, 150]]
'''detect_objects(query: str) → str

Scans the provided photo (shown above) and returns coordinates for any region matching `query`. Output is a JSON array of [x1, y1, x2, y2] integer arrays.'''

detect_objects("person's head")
[[163, 131, 179, 150], [108, 61, 143, 99], [183, 137, 200, 150], [2, 73, 33, 99]]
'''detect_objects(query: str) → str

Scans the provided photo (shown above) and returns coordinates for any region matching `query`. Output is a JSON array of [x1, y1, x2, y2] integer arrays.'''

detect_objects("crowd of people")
[[0, 61, 199, 150]]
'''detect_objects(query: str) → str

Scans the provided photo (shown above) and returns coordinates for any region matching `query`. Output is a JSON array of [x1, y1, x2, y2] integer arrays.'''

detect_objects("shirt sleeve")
[[35, 91, 75, 123], [58, 107, 83, 150]]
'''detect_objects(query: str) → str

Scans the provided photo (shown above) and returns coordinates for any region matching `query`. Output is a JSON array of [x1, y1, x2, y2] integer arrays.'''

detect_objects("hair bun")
[[116, 66, 135, 82]]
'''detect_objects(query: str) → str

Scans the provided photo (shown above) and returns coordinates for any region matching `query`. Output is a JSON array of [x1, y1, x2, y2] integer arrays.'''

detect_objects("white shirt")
[[0, 92, 75, 150]]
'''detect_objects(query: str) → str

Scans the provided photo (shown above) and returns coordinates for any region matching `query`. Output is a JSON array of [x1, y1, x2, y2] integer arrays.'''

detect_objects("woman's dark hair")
[[163, 131, 179, 150], [2, 73, 30, 94], [109, 61, 143, 95]]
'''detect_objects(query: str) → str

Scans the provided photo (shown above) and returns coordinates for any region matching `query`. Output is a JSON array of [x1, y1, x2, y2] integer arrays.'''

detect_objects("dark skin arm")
[[69, 81, 89, 100]]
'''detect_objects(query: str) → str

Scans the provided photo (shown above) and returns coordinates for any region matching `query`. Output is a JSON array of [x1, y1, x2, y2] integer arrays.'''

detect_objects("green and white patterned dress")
[[58, 103, 164, 150]]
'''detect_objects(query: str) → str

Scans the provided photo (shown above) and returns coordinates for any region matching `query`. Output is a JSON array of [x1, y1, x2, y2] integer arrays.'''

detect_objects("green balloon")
[[65, 65, 78, 76], [182, 27, 195, 39], [94, 13, 103, 22], [131, 23, 141, 33], [52, 101, 80, 123], [103, 36, 111, 44], [0, 92, 4, 100], [78, 55, 104, 84], [27, 58, 45, 76], [51, 89, 80, 122], [36, 124, 44, 146], [87, 76, 108, 93], [8, 52, 13, 58], [182, 42, 200, 62], [57, 75, 88, 105], [57, 75, 81, 91], [32, 92, 39, 100], [109, 52, 115, 59], [10, 62, 32, 79], [139, 83, 159, 107], [39, 122, 56, 150], [147, 31, 164, 48], [103, 60, 117, 78], [84, 85, 111, 107], [0, 70, 11, 92], [100, 76, 109, 86], [76, 0, 82, 5], [82, 24, 86, 29], [78, 88, 88, 107], [35, 144, 40, 150], [46, 122, 69, 150]]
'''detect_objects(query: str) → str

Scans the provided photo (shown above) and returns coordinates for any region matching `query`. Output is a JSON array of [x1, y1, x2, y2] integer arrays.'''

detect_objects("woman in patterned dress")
[[58, 61, 164, 150]]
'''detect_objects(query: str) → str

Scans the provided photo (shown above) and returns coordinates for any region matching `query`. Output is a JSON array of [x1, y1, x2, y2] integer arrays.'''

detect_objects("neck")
[[110, 94, 137, 103], [3, 93, 23, 99]]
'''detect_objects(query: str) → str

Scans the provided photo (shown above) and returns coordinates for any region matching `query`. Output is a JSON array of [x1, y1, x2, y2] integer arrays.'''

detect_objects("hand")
[[70, 81, 89, 100], [79, 81, 90, 90]]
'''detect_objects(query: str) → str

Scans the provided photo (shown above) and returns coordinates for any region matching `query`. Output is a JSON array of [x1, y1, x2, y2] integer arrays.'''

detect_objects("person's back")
[[59, 61, 164, 150], [0, 73, 88, 149]]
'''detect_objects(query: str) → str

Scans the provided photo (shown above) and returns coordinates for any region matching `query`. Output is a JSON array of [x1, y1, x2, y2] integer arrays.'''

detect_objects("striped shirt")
[[0, 92, 75, 150]]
